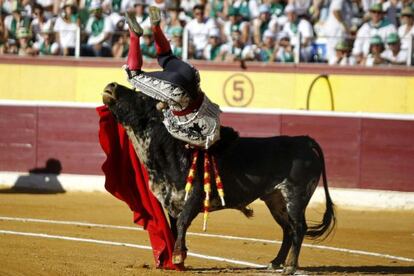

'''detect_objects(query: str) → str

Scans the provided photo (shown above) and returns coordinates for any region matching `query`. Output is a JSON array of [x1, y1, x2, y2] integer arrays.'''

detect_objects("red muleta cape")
[[97, 105, 177, 270]]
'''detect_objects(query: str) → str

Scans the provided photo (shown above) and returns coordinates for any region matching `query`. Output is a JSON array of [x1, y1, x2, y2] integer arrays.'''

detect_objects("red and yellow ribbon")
[[184, 150, 199, 201], [184, 149, 225, 232]]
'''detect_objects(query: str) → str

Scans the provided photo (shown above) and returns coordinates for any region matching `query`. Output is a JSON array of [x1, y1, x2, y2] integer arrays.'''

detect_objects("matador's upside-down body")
[[124, 7, 220, 149]]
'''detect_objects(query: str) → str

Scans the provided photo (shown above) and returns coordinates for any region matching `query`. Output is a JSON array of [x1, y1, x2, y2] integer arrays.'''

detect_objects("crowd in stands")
[[1, 0, 413, 65]]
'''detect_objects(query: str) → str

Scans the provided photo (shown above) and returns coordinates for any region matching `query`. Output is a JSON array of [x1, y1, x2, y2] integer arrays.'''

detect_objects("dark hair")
[[33, 3, 44, 12], [193, 4, 205, 11]]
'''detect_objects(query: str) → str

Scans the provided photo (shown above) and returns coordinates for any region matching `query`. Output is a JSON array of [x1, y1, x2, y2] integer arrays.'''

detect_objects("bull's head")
[[102, 82, 161, 132]]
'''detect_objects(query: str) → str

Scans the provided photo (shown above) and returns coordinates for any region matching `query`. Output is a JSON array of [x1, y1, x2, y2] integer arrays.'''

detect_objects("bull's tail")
[[306, 139, 336, 240]]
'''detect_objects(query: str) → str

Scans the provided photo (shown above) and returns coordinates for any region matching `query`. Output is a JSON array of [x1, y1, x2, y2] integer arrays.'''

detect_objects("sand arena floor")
[[0, 191, 413, 275]]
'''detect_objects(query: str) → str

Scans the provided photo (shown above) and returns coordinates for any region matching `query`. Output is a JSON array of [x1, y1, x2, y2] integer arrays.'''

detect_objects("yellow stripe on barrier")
[[1, 64, 413, 114]]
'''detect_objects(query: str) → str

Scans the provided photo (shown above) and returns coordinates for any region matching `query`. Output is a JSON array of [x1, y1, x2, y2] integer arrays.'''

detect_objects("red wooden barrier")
[[0, 105, 413, 192]]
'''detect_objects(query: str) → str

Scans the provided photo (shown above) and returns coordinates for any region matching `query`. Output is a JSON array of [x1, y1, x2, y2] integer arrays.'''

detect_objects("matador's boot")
[[149, 6, 161, 26], [125, 11, 143, 36]]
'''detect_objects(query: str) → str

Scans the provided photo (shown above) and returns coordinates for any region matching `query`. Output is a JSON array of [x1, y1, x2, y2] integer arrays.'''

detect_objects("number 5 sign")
[[223, 74, 254, 107]]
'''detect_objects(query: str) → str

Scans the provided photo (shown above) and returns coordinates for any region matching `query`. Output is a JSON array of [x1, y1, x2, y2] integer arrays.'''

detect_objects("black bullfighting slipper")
[[149, 6, 161, 26], [125, 11, 143, 36]]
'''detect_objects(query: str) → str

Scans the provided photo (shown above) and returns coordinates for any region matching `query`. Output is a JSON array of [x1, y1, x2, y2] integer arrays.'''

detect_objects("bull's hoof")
[[282, 266, 296, 275], [172, 251, 187, 265], [174, 263, 185, 271]]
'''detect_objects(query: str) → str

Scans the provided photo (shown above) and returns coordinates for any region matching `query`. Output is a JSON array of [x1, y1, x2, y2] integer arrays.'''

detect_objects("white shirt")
[[85, 15, 113, 45], [352, 20, 397, 56], [184, 18, 217, 51], [53, 16, 78, 49], [282, 19, 314, 48], [381, 48, 408, 64], [102, 0, 134, 13], [31, 18, 52, 44], [203, 43, 228, 60], [324, 0, 353, 31], [36, 0, 54, 8], [398, 24, 414, 50], [4, 15, 14, 32], [33, 41, 60, 55], [328, 55, 357, 65], [223, 21, 250, 43], [293, 0, 312, 15]]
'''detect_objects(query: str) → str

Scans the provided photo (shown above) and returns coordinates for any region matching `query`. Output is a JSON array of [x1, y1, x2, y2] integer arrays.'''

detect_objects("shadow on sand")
[[0, 158, 65, 194], [185, 265, 414, 274]]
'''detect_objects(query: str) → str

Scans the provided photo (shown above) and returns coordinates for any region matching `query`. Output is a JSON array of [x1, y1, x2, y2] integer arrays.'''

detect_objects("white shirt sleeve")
[[51, 42, 60, 54], [299, 19, 314, 39], [103, 16, 113, 33], [352, 23, 369, 55], [330, 0, 343, 11]]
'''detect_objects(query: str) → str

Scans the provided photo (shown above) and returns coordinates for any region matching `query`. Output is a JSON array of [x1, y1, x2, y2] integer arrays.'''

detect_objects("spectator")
[[223, 7, 250, 44], [362, 34, 387, 66], [223, 29, 253, 61], [184, 4, 217, 59], [267, 0, 286, 19], [229, 0, 260, 21], [398, 6, 414, 50], [360, 0, 379, 17], [383, 0, 402, 26], [180, 0, 197, 18], [203, 28, 227, 60], [33, 25, 60, 55], [282, 4, 314, 61], [111, 30, 129, 57], [205, 0, 226, 21], [170, 26, 184, 58], [290, 0, 312, 17], [84, 1, 113, 57], [164, 3, 186, 39], [129, 0, 150, 29], [381, 32, 408, 64], [22, 0, 32, 17], [256, 29, 277, 61], [31, 4, 52, 44], [4, 1, 31, 42], [2, 0, 14, 14], [275, 31, 294, 62], [0, 15, 7, 54], [53, 0, 79, 56], [35, 0, 55, 18], [320, 0, 353, 64], [253, 4, 278, 45], [16, 26, 35, 56], [310, 0, 329, 24], [140, 27, 156, 59], [103, 0, 134, 14], [352, 3, 397, 63], [329, 39, 356, 65]]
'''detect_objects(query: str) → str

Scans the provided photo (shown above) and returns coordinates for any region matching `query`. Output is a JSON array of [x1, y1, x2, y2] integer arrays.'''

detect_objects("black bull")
[[102, 83, 336, 274]]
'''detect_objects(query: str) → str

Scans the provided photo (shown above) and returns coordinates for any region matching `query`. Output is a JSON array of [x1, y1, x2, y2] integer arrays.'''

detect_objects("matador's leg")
[[149, 6, 171, 56], [125, 11, 143, 72]]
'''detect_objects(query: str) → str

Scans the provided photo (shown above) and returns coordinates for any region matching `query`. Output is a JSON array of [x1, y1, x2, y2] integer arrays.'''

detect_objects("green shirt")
[[209, 45, 222, 60], [172, 46, 183, 58], [91, 17, 104, 36], [141, 42, 156, 59]]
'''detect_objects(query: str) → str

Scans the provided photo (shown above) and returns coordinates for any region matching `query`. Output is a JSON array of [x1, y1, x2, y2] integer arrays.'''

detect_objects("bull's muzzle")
[[102, 82, 118, 106]]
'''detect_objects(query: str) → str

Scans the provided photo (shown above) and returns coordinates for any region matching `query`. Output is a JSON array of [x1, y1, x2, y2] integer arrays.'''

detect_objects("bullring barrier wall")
[[1, 102, 413, 192], [0, 56, 413, 193]]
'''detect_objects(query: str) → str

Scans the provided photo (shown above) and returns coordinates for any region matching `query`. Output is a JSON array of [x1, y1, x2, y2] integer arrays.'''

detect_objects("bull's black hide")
[[102, 83, 336, 275]]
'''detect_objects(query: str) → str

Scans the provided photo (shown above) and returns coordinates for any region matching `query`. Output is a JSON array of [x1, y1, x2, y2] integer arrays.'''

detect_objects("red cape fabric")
[[97, 105, 176, 270]]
